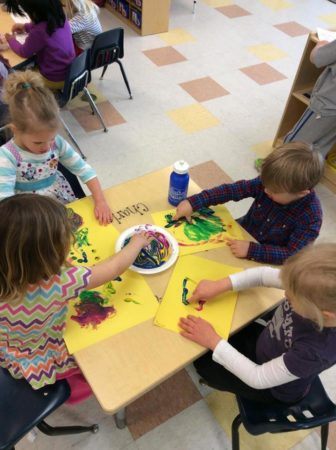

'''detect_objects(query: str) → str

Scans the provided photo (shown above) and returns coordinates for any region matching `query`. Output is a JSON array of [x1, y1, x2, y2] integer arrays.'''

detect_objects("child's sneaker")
[[254, 158, 264, 173]]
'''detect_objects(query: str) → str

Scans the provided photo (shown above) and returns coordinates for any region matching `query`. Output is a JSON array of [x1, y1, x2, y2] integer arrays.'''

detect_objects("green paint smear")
[[184, 215, 224, 241], [181, 277, 197, 305], [103, 281, 116, 296], [124, 298, 141, 305], [79, 290, 109, 305], [74, 227, 91, 248]]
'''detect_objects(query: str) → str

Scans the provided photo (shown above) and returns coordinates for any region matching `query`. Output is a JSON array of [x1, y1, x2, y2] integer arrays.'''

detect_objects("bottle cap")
[[173, 160, 189, 174]]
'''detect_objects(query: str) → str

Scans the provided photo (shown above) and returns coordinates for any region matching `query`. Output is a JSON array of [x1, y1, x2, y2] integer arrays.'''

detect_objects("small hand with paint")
[[179, 315, 221, 350], [173, 199, 193, 223], [130, 231, 153, 249], [226, 238, 250, 258], [94, 198, 113, 226], [4, 33, 13, 42], [187, 278, 232, 303]]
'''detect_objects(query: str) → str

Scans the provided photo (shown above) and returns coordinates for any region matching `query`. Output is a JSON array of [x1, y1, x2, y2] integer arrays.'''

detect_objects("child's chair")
[[90, 27, 132, 99], [0, 367, 98, 450], [230, 377, 336, 450]]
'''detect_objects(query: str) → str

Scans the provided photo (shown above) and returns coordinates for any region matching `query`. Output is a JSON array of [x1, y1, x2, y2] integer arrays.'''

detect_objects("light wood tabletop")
[[0, 9, 25, 67], [74, 162, 283, 414]]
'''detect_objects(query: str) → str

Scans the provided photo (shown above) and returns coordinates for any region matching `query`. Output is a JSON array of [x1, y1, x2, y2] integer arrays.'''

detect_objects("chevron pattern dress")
[[0, 266, 91, 390]]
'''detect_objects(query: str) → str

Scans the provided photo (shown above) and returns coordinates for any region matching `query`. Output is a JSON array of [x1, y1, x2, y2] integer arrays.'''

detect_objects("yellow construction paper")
[[64, 197, 158, 354], [66, 197, 120, 266], [154, 255, 242, 339], [64, 270, 159, 354], [151, 205, 245, 256]]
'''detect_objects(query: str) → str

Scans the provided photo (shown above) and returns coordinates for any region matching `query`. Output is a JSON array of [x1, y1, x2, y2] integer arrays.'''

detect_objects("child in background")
[[179, 244, 336, 404], [4, 0, 75, 89], [255, 36, 336, 170], [64, 0, 102, 54], [0, 70, 112, 225], [0, 194, 152, 403], [0, 54, 9, 128], [174, 143, 323, 264]]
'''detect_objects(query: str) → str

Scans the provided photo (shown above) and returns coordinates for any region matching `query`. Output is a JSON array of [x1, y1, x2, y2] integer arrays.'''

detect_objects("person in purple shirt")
[[4, 0, 75, 89], [174, 142, 324, 265], [179, 243, 336, 404]]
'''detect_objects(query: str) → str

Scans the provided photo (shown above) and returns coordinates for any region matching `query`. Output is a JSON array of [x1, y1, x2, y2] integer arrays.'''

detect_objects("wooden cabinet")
[[105, 0, 170, 36], [273, 32, 336, 193]]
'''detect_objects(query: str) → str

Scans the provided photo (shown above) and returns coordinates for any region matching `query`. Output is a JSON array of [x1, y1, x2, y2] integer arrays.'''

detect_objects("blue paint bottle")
[[168, 160, 190, 206]]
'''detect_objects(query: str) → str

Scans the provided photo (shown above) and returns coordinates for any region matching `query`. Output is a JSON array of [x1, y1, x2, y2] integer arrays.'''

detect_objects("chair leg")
[[83, 87, 108, 133], [116, 60, 133, 99], [114, 408, 126, 429], [37, 420, 98, 436], [100, 65, 108, 80], [321, 423, 329, 450], [60, 118, 86, 159], [232, 414, 242, 450]]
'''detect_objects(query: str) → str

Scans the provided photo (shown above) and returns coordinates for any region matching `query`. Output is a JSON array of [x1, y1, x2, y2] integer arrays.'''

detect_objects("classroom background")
[[15, 0, 336, 449]]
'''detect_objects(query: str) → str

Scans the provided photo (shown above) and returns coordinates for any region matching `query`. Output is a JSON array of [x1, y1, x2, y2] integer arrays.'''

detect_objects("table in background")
[[74, 161, 282, 418]]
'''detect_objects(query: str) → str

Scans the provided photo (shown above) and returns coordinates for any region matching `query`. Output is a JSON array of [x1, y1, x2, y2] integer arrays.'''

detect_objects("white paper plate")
[[115, 224, 179, 274]]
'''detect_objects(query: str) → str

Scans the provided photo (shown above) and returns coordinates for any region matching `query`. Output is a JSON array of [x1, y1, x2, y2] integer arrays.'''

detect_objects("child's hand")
[[94, 199, 113, 226], [11, 23, 26, 34], [179, 315, 221, 350], [129, 231, 153, 249], [187, 278, 232, 303], [227, 238, 250, 258], [173, 199, 193, 223], [4, 33, 13, 42]]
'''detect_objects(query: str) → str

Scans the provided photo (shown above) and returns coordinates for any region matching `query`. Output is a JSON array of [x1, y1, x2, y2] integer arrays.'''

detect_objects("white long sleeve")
[[213, 340, 298, 389], [229, 266, 282, 291]]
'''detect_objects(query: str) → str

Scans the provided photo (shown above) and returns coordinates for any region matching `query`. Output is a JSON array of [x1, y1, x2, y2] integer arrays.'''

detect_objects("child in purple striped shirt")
[[174, 143, 324, 264]]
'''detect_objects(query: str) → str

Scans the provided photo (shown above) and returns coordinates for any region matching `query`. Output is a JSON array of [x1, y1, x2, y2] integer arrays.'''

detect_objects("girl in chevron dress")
[[0, 194, 152, 403]]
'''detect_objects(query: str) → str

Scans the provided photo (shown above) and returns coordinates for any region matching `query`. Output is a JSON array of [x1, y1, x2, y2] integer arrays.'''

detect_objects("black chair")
[[90, 28, 132, 99], [231, 377, 336, 450], [56, 50, 108, 159], [0, 367, 98, 450]]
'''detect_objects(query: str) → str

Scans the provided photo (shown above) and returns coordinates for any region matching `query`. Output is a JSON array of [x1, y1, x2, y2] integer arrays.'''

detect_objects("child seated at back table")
[[174, 143, 324, 264], [179, 243, 336, 404], [4, 0, 75, 90], [0, 70, 112, 225], [0, 194, 152, 403], [64, 0, 102, 55]]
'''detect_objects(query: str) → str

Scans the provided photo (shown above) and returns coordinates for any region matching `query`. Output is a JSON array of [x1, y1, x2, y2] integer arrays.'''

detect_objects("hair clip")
[[21, 82, 31, 89]]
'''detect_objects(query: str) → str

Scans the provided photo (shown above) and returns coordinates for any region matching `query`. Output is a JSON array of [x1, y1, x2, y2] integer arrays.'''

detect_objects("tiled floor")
[[16, 0, 336, 448]]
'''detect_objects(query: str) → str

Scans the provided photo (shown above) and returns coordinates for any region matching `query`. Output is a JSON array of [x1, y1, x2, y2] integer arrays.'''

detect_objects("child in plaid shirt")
[[174, 143, 324, 264]]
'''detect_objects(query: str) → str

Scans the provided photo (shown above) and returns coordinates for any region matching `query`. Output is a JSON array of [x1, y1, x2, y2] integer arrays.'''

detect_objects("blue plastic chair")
[[231, 377, 336, 450], [90, 28, 132, 99], [0, 367, 98, 450]]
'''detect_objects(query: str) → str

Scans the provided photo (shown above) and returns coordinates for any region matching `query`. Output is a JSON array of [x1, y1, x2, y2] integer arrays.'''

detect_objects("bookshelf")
[[273, 32, 336, 193], [105, 0, 170, 36]]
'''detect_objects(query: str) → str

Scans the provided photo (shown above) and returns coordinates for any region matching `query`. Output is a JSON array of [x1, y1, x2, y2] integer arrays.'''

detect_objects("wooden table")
[[74, 162, 283, 421], [0, 9, 25, 66]]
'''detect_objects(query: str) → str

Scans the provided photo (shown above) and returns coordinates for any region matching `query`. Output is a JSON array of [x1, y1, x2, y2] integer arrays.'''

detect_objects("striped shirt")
[[0, 266, 91, 390], [70, 10, 102, 50], [0, 135, 96, 202], [188, 177, 322, 265]]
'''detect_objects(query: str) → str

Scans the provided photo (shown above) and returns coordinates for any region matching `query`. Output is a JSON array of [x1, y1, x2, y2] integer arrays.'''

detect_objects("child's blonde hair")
[[260, 142, 324, 193], [3, 70, 60, 133], [64, 0, 99, 18], [0, 194, 72, 302], [281, 243, 336, 330]]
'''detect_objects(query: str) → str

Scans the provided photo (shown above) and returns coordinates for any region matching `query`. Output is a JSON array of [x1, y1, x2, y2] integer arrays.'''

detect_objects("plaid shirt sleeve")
[[188, 177, 261, 211], [247, 199, 323, 265]]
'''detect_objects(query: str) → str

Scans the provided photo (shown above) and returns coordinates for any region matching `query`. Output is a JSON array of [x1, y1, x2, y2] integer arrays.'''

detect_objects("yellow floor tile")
[[319, 13, 336, 27], [202, 0, 232, 7], [66, 83, 107, 110], [251, 140, 273, 158], [206, 391, 315, 450], [167, 103, 220, 133], [259, 0, 293, 11], [159, 28, 196, 46], [248, 44, 287, 62]]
